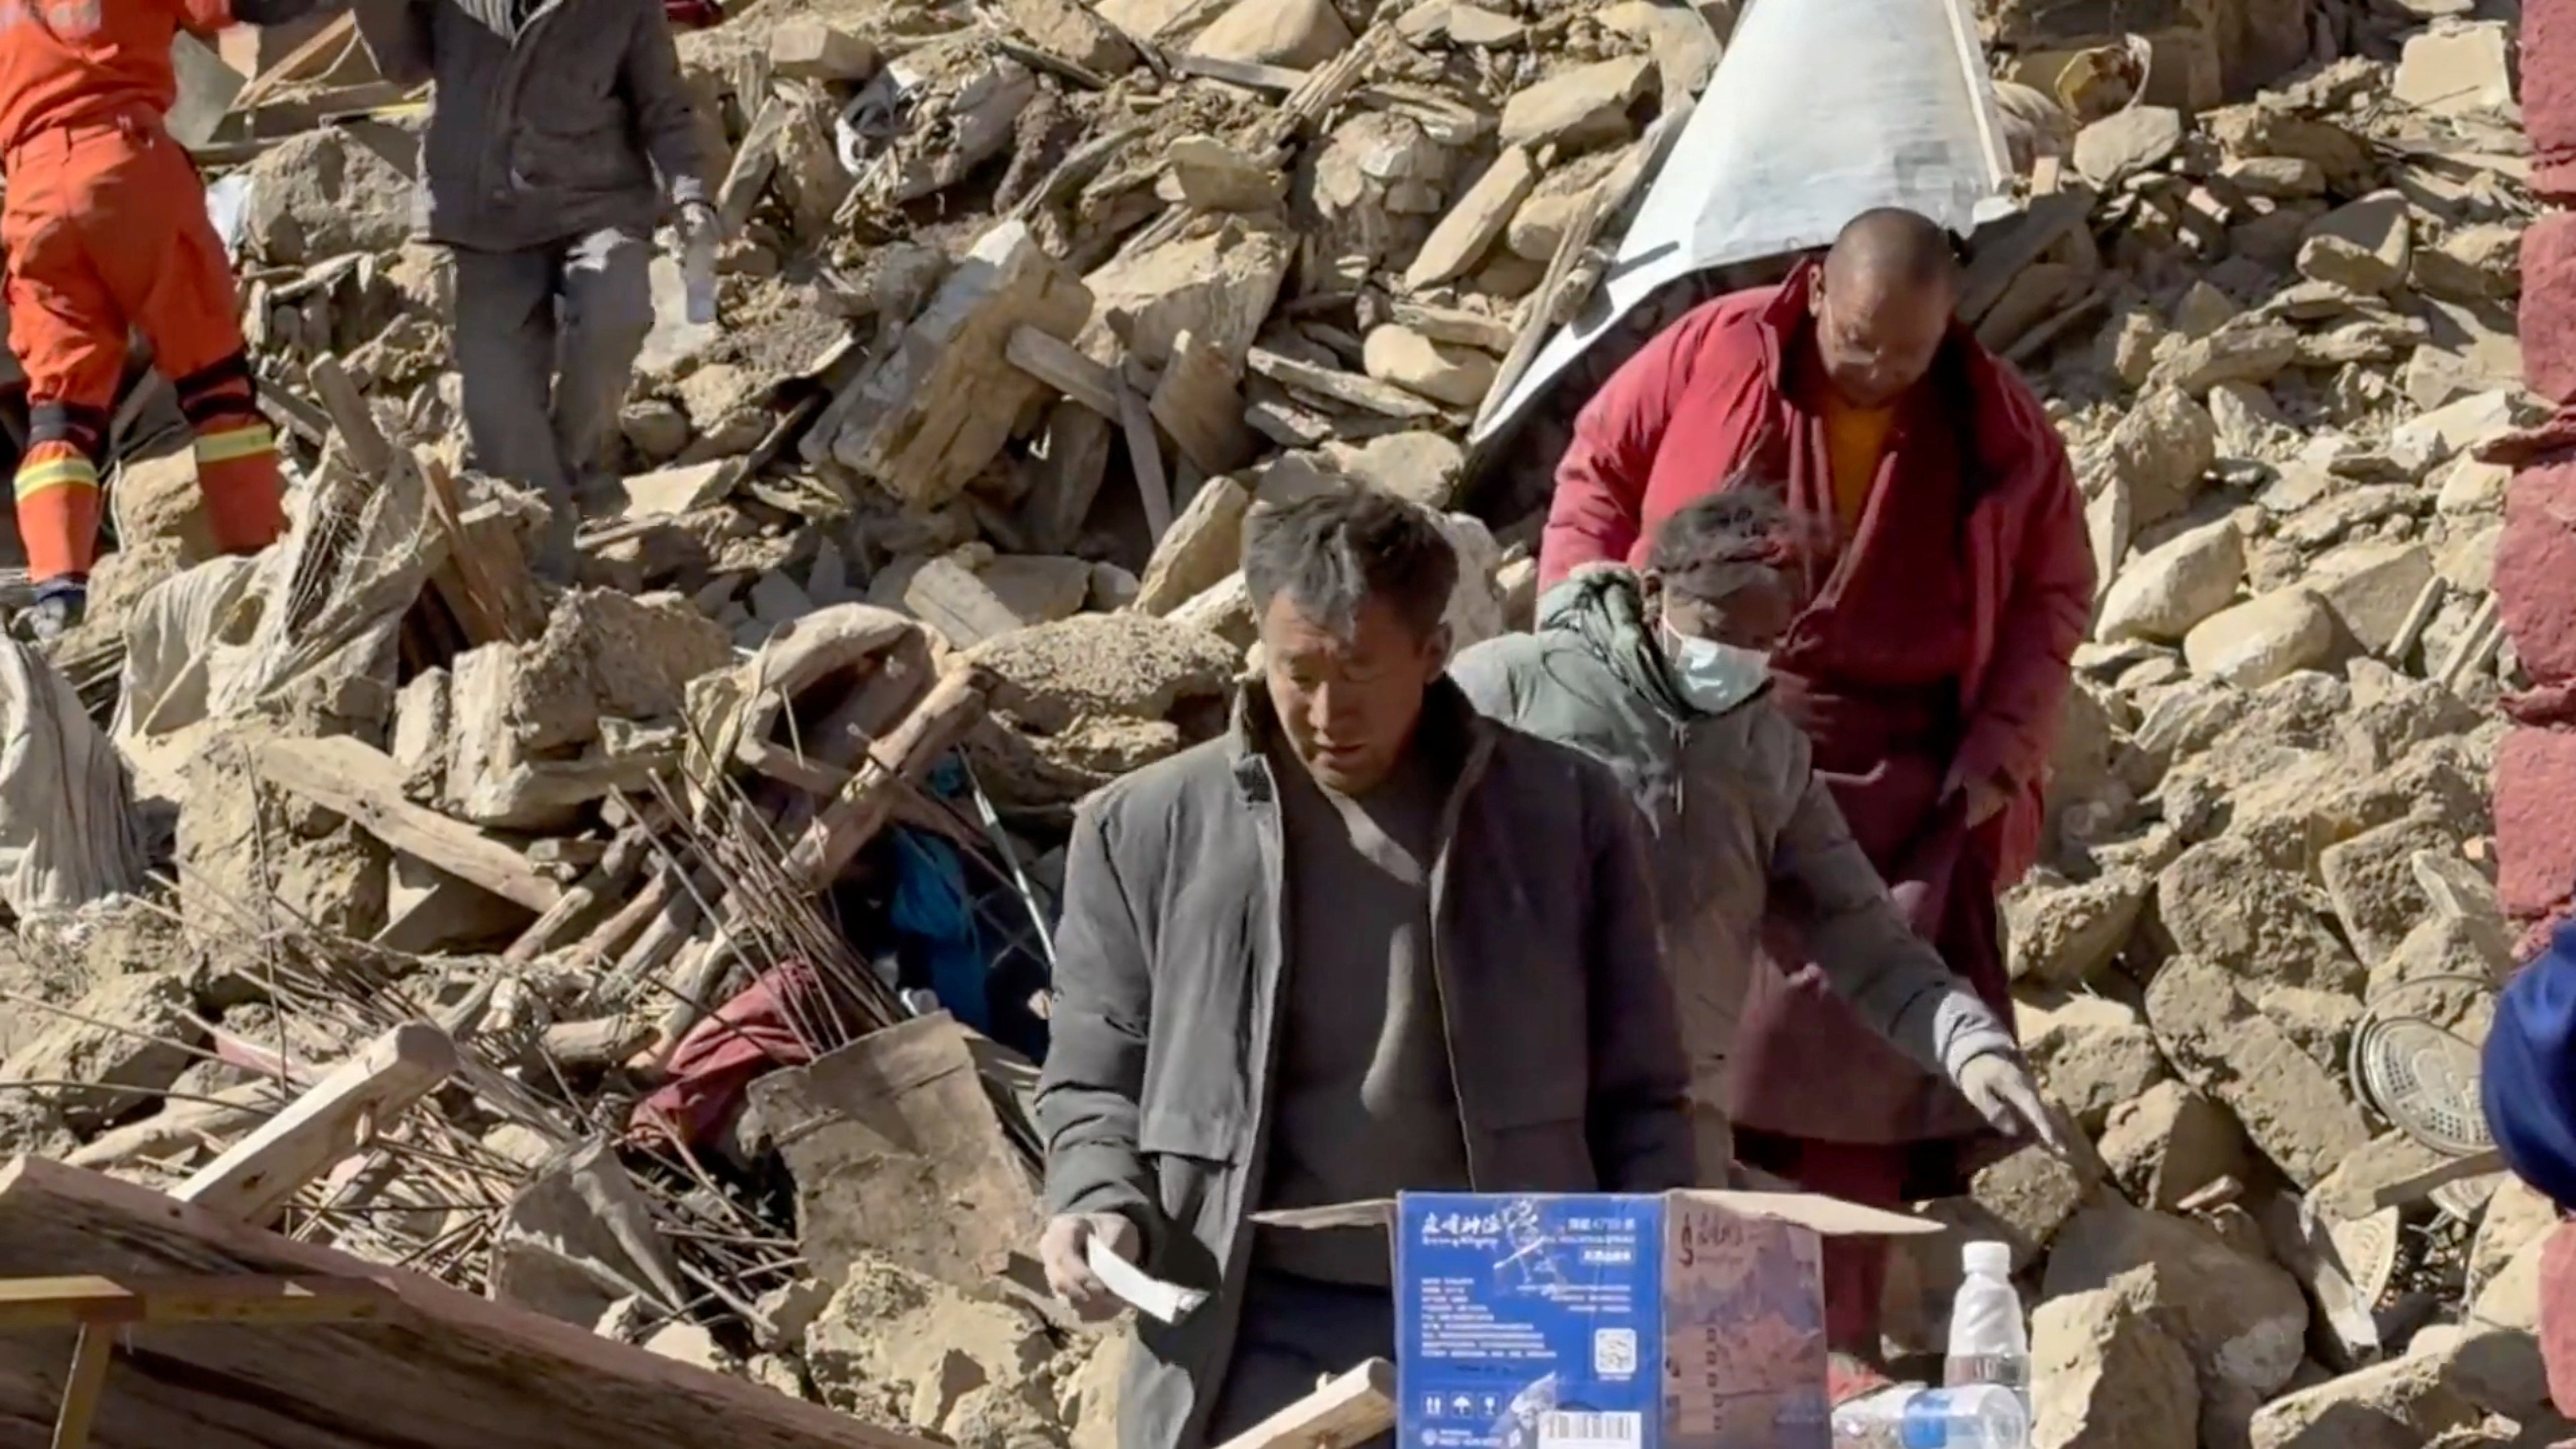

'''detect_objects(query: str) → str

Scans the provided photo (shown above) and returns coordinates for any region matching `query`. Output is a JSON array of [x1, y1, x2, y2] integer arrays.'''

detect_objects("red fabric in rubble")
[[630, 961, 825, 1148]]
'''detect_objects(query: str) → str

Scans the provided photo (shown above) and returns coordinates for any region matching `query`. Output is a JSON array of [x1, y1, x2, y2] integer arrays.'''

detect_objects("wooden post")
[[786, 666, 993, 890], [174, 1022, 459, 1228], [49, 1326, 111, 1449]]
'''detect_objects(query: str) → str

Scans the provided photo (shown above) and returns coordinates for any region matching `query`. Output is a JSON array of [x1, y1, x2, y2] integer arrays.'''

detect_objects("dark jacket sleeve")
[[349, 0, 432, 85], [619, 0, 711, 210], [213, 0, 332, 29], [1578, 762, 1698, 1191], [1033, 801, 1161, 1244]]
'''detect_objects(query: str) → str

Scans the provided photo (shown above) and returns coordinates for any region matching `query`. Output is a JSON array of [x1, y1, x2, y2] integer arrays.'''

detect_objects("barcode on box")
[[1539, 1410, 1642, 1449]]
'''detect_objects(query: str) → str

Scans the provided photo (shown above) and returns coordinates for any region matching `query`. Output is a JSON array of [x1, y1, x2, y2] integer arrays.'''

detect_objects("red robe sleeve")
[[1539, 303, 1730, 590], [1951, 365, 2095, 805]]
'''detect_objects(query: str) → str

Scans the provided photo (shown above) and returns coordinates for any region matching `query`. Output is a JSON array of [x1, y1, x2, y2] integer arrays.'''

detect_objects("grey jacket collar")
[[1222, 674, 1493, 804]]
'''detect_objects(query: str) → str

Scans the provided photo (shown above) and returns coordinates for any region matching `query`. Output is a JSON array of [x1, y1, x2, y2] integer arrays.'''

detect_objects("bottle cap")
[[1962, 1240, 2012, 1277]]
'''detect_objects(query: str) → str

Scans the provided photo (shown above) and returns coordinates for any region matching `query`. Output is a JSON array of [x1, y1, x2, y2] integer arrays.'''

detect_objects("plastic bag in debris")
[[114, 443, 444, 758], [0, 639, 145, 915], [204, 173, 254, 262]]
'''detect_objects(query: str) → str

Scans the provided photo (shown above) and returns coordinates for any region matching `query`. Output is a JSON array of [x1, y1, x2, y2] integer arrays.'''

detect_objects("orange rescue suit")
[[0, 0, 295, 586]]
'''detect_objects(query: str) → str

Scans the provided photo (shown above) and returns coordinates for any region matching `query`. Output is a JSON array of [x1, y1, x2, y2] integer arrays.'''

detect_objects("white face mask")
[[1661, 617, 1770, 714]]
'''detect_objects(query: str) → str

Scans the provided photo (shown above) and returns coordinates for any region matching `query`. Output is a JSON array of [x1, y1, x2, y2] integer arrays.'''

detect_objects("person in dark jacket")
[[1453, 490, 2070, 1186], [351, 0, 713, 576], [1034, 487, 1695, 1449]]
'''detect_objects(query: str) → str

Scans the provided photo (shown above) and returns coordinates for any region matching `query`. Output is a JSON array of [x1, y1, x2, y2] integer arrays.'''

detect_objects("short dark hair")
[[1645, 485, 1809, 601], [1241, 486, 1457, 640]]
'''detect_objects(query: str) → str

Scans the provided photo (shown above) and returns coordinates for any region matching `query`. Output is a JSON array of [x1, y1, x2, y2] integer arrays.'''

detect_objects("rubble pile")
[[0, 0, 2552, 1444]]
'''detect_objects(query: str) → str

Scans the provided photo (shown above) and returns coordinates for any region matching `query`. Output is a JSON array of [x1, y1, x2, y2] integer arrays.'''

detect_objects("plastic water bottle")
[[682, 226, 718, 325], [1944, 1241, 2030, 1415], [1831, 1384, 2028, 1448]]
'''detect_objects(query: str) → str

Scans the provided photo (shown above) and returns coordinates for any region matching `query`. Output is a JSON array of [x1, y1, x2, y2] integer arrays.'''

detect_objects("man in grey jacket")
[[1035, 487, 1694, 1449], [353, 0, 713, 576], [1451, 490, 2070, 1175]]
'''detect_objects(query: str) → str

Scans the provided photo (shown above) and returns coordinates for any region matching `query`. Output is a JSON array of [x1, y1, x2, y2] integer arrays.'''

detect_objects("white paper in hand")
[[1086, 1236, 1206, 1324]]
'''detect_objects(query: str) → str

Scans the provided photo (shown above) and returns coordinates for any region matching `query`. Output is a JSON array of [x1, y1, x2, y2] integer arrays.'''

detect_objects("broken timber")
[[254, 737, 562, 913], [0, 1155, 932, 1449], [173, 1022, 459, 1229], [1211, 1359, 1396, 1449], [787, 664, 994, 890]]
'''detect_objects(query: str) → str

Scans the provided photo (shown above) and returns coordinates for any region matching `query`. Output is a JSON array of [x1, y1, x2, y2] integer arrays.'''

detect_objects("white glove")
[[1957, 1053, 2097, 1178], [676, 201, 719, 251]]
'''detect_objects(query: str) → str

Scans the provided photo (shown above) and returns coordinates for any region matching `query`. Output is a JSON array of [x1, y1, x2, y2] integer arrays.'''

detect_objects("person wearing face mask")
[[1528, 206, 2092, 1362], [1454, 488, 2067, 1194]]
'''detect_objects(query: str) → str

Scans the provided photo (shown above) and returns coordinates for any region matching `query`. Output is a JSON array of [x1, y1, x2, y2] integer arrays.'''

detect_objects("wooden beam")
[[1006, 326, 1121, 419], [1211, 1359, 1395, 1449], [0, 1274, 396, 1331], [1171, 51, 1306, 91], [253, 737, 562, 912], [1246, 347, 1440, 419], [50, 1325, 110, 1449], [229, 12, 357, 114], [1119, 383, 1174, 541], [174, 1022, 459, 1227], [788, 666, 994, 889]]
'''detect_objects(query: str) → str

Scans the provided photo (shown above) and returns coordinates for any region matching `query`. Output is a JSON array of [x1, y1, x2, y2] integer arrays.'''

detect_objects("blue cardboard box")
[[1392, 1191, 1932, 1449]]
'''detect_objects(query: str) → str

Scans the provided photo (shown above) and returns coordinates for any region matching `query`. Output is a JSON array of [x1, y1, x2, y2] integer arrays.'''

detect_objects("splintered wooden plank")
[[0, 1155, 932, 1449], [1211, 1359, 1395, 1449], [1245, 348, 1440, 419], [253, 738, 561, 912], [174, 1022, 459, 1228]]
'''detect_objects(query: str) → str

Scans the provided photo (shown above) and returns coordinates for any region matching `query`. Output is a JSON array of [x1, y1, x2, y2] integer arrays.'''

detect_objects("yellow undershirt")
[[1820, 390, 1898, 536]]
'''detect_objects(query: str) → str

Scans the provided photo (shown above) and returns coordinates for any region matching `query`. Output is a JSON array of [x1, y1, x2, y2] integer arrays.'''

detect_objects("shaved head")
[[1824, 207, 1962, 293], [1809, 207, 1961, 408]]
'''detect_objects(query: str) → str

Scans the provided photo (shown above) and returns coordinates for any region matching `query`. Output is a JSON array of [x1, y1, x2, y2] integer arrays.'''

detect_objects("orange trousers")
[[2, 115, 283, 584]]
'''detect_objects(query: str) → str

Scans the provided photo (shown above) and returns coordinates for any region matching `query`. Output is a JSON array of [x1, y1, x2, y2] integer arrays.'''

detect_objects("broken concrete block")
[[1, 973, 201, 1132], [2108, 387, 2218, 526], [2320, 813, 2467, 969], [2098, 517, 2244, 643], [2098, 1081, 2250, 1213], [2025, 1004, 2168, 1134], [829, 220, 1094, 510], [1319, 430, 1467, 511], [620, 459, 739, 519], [2308, 541, 2435, 657], [2182, 589, 2335, 689], [2393, 21, 2516, 118], [904, 556, 1031, 650], [978, 555, 1095, 629], [2246, 1351, 2485, 1449], [2043, 1200, 2310, 1401], [2156, 836, 2364, 995], [2004, 870, 2147, 989], [1188, 0, 1352, 67], [769, 18, 877, 80], [2299, 192, 2413, 293], [1498, 56, 1654, 150], [1001, 0, 1135, 74], [1080, 218, 1293, 371], [1406, 145, 1536, 291], [1361, 325, 1496, 409], [2072, 105, 2185, 187], [2149, 317, 2300, 395], [1135, 475, 1252, 616], [2030, 1280, 2201, 1449], [2145, 953, 2372, 1190]]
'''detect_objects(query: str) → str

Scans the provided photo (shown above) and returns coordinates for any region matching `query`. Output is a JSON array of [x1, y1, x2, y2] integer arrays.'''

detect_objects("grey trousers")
[[1201, 1268, 1396, 1448], [449, 226, 655, 578]]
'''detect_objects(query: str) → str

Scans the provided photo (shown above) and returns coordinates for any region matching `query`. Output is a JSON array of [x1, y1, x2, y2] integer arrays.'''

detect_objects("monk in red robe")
[[1540, 207, 2094, 1357]]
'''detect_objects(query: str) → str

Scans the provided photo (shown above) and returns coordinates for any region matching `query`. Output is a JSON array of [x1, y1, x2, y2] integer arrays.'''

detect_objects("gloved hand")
[[677, 201, 720, 251], [1958, 1052, 2094, 1174]]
